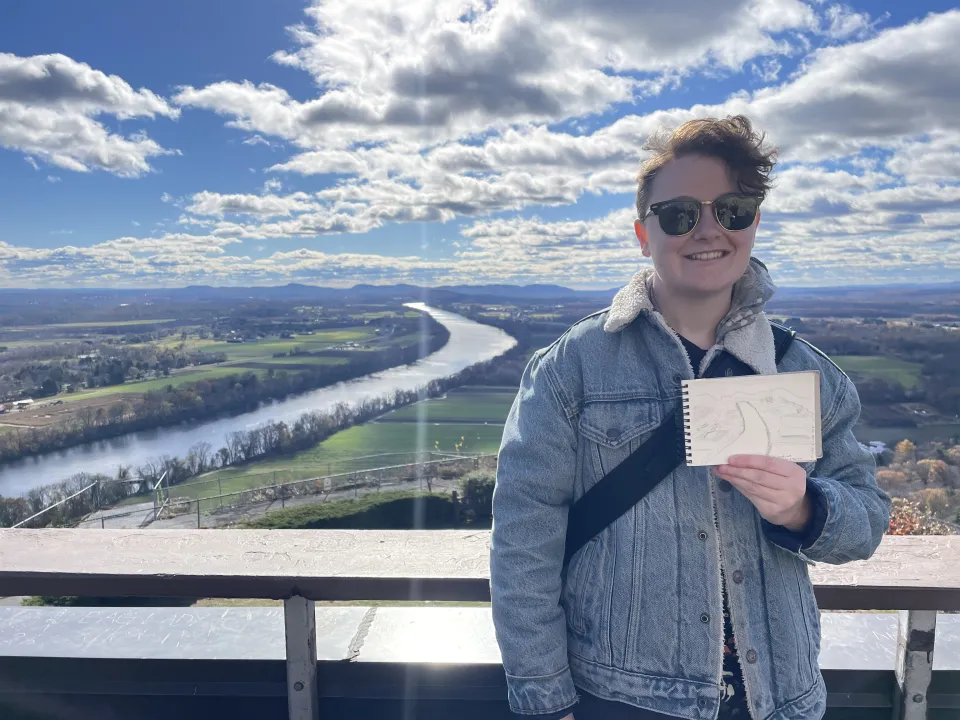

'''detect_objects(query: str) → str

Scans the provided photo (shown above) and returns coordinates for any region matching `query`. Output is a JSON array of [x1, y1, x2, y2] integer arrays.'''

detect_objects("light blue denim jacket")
[[490, 259, 891, 720]]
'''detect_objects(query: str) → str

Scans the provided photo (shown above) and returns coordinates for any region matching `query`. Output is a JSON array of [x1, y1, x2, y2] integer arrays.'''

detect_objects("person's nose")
[[692, 203, 724, 241]]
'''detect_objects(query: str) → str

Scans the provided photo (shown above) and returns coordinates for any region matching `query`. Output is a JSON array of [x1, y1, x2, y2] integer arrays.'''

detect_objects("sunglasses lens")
[[715, 195, 759, 231], [658, 201, 700, 235]]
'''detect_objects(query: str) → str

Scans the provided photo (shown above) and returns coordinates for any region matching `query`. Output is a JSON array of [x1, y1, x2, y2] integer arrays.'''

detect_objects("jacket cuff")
[[514, 702, 578, 720], [506, 666, 578, 717], [762, 478, 828, 554]]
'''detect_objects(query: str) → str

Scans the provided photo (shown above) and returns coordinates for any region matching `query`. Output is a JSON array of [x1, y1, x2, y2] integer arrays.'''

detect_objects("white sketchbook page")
[[683, 371, 822, 467]]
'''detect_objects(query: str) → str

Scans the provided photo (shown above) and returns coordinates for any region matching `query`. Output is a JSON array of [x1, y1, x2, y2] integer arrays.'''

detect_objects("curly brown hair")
[[635, 115, 778, 218]]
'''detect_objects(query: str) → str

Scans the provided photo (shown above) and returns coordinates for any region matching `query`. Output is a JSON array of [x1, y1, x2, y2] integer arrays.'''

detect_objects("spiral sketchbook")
[[681, 371, 823, 467]]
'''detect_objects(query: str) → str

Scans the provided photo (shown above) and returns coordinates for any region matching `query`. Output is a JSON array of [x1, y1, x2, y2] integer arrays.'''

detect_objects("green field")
[[65, 366, 269, 400], [10, 318, 177, 330], [382, 388, 514, 423], [833, 355, 924, 389], [348, 310, 421, 320], [167, 386, 510, 501], [60, 327, 373, 402], [197, 328, 377, 360], [175, 423, 504, 499], [66, 356, 351, 401], [855, 422, 960, 445], [234, 356, 350, 368], [0, 339, 77, 349]]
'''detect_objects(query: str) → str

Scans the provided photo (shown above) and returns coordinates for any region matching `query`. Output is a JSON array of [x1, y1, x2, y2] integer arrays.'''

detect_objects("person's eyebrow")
[[655, 194, 698, 202]]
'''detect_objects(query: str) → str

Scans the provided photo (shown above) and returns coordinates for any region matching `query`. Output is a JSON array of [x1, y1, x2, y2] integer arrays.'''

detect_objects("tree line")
[[797, 318, 960, 416], [0, 340, 226, 401], [0, 318, 449, 465]]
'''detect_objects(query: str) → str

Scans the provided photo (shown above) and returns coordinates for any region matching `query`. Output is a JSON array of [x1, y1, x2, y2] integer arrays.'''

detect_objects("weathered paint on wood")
[[0, 530, 957, 609]]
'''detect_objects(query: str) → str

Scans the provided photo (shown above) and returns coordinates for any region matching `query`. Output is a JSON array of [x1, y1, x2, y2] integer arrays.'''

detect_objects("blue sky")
[[0, 0, 957, 288]]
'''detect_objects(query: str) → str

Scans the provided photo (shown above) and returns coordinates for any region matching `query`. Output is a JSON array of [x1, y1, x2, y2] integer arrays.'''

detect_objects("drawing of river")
[[685, 376, 820, 466]]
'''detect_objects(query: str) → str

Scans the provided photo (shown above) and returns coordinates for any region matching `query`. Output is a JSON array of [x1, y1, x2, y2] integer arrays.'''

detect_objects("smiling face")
[[635, 154, 759, 299]]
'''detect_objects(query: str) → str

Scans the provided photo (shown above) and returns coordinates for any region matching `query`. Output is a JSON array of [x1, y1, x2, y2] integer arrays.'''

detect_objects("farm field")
[[59, 328, 374, 403], [833, 355, 924, 389], [381, 387, 515, 423], [348, 310, 421, 320], [173, 423, 505, 499], [6, 318, 177, 331], [62, 366, 269, 401], [195, 327, 378, 359], [232, 356, 349, 370], [856, 423, 960, 446]]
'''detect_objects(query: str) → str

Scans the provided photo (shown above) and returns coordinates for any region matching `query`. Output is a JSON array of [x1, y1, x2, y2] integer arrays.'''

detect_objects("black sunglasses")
[[642, 193, 762, 236]]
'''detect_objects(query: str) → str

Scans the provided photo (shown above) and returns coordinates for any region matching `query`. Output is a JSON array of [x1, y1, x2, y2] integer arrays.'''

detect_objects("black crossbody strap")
[[563, 324, 796, 566]]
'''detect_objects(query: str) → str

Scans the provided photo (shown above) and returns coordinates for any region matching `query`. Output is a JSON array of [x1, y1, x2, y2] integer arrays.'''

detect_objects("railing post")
[[284, 595, 319, 720], [196, 501, 201, 529], [893, 610, 937, 720]]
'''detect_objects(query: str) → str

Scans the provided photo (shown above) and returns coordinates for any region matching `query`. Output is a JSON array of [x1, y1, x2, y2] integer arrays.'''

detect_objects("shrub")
[[876, 469, 909, 489], [888, 497, 957, 536], [917, 488, 950, 516], [459, 470, 495, 521], [894, 439, 916, 463], [918, 458, 950, 486], [241, 491, 456, 530]]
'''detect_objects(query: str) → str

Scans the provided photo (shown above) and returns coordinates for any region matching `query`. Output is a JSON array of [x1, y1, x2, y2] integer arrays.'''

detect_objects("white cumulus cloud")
[[0, 52, 179, 176]]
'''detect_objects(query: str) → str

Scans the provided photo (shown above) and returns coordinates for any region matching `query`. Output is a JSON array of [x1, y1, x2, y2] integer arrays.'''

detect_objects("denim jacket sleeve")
[[764, 373, 891, 564], [490, 352, 579, 717]]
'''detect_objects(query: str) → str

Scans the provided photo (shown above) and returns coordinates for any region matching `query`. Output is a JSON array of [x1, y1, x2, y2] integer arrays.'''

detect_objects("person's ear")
[[635, 219, 651, 258]]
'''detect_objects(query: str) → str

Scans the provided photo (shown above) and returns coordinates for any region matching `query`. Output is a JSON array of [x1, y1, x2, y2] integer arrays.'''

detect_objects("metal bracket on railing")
[[284, 595, 319, 720], [893, 610, 937, 720]]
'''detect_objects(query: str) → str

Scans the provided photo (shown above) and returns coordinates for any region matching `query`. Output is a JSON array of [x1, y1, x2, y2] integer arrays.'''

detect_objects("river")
[[0, 304, 517, 497]]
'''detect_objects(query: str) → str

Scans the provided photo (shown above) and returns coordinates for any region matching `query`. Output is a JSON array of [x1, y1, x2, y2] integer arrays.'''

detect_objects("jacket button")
[[698, 531, 708, 541], [732, 570, 744, 584], [700, 613, 710, 624], [673, 373, 683, 383], [745, 649, 758, 664], [697, 698, 707, 709], [605, 428, 621, 441], [718, 479, 732, 493]]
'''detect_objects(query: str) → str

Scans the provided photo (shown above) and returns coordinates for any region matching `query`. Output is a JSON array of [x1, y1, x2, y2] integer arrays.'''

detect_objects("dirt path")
[[76, 501, 158, 529]]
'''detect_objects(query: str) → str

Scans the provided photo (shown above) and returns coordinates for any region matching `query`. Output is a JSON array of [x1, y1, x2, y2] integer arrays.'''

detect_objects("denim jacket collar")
[[603, 257, 779, 375]]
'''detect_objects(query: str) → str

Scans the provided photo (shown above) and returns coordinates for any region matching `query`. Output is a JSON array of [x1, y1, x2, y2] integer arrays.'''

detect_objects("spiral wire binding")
[[681, 380, 694, 465]]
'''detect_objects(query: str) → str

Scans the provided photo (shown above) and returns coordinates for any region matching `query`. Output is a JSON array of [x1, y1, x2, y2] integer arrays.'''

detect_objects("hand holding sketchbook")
[[682, 371, 823, 467]]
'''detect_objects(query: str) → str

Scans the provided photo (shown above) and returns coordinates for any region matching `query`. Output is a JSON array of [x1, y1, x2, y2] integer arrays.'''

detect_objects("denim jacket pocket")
[[563, 535, 601, 635], [578, 397, 662, 482]]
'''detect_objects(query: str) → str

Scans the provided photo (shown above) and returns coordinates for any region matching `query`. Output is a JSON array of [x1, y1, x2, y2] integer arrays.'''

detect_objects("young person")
[[490, 115, 891, 720]]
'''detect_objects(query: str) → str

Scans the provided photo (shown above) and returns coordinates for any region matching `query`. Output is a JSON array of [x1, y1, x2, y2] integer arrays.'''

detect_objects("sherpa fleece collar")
[[602, 257, 780, 375]]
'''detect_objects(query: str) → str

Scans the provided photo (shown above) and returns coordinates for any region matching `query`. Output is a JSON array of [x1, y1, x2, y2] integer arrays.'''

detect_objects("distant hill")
[[0, 279, 955, 306], [433, 284, 617, 301]]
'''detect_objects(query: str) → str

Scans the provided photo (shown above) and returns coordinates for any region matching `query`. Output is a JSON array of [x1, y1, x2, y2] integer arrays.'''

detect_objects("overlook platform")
[[0, 530, 958, 720]]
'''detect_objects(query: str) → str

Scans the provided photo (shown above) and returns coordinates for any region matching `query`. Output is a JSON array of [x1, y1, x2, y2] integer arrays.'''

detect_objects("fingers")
[[726, 454, 795, 476], [716, 472, 780, 502], [715, 463, 783, 490]]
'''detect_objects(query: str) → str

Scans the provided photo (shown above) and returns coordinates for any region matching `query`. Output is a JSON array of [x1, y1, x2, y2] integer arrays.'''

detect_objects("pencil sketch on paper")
[[684, 372, 821, 466]]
